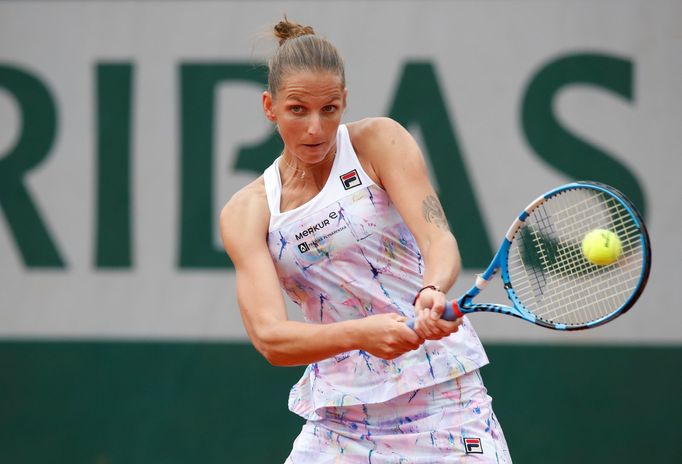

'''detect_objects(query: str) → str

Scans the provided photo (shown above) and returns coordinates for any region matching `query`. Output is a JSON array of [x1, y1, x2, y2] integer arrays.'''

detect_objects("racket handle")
[[405, 301, 461, 330], [441, 300, 460, 321]]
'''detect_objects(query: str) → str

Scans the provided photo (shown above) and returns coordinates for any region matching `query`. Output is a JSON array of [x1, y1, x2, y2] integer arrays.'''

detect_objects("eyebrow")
[[285, 94, 343, 103]]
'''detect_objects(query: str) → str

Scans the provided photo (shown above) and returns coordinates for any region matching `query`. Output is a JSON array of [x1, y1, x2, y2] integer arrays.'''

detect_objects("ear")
[[342, 87, 349, 113], [262, 91, 277, 122]]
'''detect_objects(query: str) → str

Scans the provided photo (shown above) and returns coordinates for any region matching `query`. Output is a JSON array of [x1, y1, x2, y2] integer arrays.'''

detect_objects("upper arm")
[[220, 182, 288, 354], [349, 118, 456, 252]]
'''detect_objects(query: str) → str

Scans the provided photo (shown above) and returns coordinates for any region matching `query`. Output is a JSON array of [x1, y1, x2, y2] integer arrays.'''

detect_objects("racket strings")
[[507, 188, 644, 326], [537, 259, 642, 321], [516, 219, 641, 289], [544, 196, 641, 252], [546, 265, 643, 322], [518, 238, 641, 324], [527, 230, 640, 321]]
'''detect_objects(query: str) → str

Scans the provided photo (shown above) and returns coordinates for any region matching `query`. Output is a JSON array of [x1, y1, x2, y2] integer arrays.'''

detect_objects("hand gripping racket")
[[408, 181, 651, 331]]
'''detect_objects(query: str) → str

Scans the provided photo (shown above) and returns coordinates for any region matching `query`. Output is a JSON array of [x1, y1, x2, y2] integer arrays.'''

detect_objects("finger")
[[418, 309, 439, 338], [410, 319, 427, 339], [407, 330, 425, 346], [413, 322, 429, 339], [429, 300, 445, 320], [406, 340, 422, 350], [436, 319, 460, 331], [414, 324, 434, 340], [397, 326, 423, 352], [402, 325, 423, 345], [434, 319, 461, 335], [419, 309, 433, 338], [421, 317, 454, 337]]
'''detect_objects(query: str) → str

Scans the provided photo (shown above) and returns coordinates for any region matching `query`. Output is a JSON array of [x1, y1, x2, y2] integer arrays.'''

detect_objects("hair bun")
[[274, 17, 315, 46]]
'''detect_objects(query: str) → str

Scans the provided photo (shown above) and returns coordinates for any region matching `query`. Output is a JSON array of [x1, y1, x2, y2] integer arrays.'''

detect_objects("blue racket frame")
[[437, 181, 651, 331]]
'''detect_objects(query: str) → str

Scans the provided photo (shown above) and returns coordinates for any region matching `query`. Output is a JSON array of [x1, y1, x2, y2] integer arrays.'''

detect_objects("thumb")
[[430, 297, 445, 320]]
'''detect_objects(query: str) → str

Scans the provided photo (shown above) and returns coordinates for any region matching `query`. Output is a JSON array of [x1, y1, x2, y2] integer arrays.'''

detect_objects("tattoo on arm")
[[422, 195, 450, 230]]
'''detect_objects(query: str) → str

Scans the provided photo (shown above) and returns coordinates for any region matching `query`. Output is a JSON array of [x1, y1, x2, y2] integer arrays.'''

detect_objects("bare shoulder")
[[220, 176, 268, 219], [220, 177, 270, 256], [346, 117, 420, 186], [346, 117, 408, 154]]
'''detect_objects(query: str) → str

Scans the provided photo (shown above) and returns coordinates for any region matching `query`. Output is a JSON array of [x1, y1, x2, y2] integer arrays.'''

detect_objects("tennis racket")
[[408, 181, 651, 331]]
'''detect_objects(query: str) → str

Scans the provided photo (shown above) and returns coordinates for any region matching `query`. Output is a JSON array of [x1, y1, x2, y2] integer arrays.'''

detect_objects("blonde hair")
[[267, 17, 345, 95]]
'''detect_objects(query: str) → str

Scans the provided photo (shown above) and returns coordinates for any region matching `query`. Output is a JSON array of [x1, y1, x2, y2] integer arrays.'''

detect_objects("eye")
[[323, 105, 337, 113], [290, 105, 303, 114]]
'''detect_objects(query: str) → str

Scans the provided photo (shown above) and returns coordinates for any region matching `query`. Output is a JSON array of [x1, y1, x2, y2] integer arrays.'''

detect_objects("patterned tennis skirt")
[[284, 369, 512, 463]]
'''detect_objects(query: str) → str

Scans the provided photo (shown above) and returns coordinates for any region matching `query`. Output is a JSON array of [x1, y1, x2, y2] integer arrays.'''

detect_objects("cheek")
[[277, 115, 305, 136], [275, 117, 308, 147], [322, 113, 343, 131]]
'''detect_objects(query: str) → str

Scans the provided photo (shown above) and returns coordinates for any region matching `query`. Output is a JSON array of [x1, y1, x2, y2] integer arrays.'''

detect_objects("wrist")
[[343, 318, 364, 351], [412, 284, 443, 305]]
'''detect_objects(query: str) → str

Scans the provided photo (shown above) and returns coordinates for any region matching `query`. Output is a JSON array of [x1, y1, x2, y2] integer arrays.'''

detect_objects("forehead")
[[277, 70, 345, 100]]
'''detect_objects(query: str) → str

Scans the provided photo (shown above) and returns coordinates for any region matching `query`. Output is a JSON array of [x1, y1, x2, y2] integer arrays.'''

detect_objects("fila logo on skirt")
[[464, 437, 483, 454]]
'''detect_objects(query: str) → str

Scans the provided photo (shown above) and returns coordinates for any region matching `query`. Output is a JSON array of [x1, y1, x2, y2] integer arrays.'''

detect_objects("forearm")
[[420, 233, 460, 293], [412, 232, 463, 339], [254, 318, 362, 367]]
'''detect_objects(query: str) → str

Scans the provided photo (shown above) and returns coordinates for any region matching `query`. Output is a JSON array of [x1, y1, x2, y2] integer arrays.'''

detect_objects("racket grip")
[[441, 300, 460, 321], [405, 300, 461, 330]]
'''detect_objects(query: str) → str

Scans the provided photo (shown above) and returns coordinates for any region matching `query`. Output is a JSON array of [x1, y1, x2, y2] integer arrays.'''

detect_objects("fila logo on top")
[[340, 169, 362, 190], [464, 437, 483, 454]]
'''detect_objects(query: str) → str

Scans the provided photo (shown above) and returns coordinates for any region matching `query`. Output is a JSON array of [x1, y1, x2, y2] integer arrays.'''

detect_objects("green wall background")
[[2, 342, 680, 463]]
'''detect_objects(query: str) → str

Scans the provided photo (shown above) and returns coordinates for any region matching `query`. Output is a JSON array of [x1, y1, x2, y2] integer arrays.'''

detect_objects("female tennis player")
[[220, 18, 512, 463]]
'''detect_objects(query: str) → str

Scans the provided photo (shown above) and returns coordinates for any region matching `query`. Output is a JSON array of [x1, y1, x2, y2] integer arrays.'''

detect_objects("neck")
[[280, 147, 336, 182]]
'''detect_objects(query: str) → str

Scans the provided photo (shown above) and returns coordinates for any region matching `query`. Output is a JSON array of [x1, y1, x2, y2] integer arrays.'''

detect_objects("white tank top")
[[264, 124, 488, 420]]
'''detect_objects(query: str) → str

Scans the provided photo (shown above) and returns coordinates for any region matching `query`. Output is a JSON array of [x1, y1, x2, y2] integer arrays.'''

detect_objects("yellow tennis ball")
[[582, 229, 622, 265]]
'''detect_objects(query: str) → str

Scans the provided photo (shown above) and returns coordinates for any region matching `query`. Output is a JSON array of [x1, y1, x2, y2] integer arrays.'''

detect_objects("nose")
[[307, 113, 322, 136]]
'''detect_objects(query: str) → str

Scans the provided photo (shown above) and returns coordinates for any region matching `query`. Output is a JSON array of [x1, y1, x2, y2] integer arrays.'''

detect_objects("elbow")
[[252, 337, 279, 366], [256, 343, 285, 366], [260, 347, 294, 367], [251, 328, 290, 367], [264, 352, 290, 367]]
